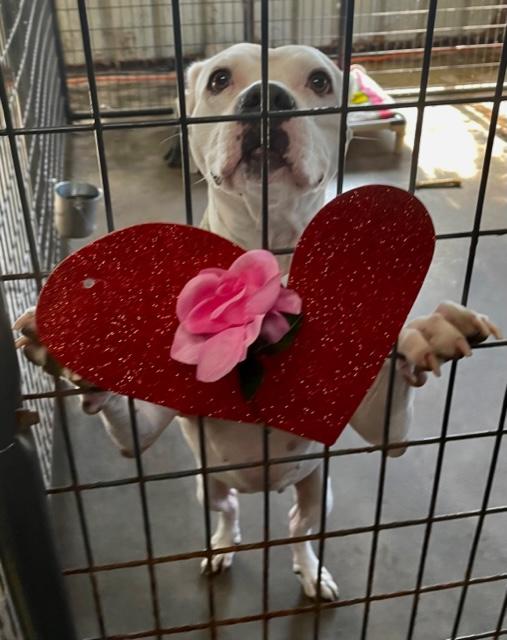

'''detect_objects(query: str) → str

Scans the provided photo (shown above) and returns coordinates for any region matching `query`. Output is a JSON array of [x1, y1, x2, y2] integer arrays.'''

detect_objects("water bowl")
[[54, 181, 102, 239]]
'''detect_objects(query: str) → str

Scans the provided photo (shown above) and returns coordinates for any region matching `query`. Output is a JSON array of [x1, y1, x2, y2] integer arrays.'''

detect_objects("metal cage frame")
[[53, 0, 507, 116], [1, 1, 507, 639]]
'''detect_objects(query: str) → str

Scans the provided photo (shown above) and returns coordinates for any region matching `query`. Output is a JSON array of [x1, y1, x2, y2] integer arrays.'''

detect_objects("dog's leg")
[[196, 476, 241, 574], [349, 358, 414, 457], [350, 303, 501, 455], [98, 395, 178, 458], [289, 466, 339, 600], [13, 308, 178, 456]]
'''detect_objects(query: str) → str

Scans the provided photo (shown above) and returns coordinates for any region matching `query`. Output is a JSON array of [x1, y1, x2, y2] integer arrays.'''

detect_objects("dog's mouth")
[[240, 125, 290, 176]]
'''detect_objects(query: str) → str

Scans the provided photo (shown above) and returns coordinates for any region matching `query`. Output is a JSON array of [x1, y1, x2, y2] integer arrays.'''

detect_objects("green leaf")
[[238, 357, 264, 401], [262, 313, 304, 355]]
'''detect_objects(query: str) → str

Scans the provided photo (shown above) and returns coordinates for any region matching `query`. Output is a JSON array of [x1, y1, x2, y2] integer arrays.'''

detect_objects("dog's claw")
[[13, 307, 88, 383], [294, 564, 340, 601], [200, 526, 241, 575], [399, 302, 501, 386], [425, 352, 441, 377], [200, 550, 235, 575], [12, 307, 36, 332], [457, 336, 472, 358], [15, 335, 31, 349], [475, 315, 503, 341]]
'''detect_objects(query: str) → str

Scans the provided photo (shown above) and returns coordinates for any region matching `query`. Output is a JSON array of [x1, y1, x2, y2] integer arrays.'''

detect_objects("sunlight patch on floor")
[[404, 104, 507, 181]]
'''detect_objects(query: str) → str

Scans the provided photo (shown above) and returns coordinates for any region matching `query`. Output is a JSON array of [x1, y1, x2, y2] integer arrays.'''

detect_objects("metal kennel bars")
[[54, 0, 507, 116], [1, 0, 507, 639], [0, 0, 67, 484], [0, 1, 69, 637]]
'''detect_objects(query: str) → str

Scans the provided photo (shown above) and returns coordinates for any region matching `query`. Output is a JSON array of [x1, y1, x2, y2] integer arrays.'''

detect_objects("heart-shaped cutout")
[[37, 185, 435, 445]]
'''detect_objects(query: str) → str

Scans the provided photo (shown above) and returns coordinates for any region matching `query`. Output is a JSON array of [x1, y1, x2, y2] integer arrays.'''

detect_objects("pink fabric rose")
[[170, 250, 302, 382]]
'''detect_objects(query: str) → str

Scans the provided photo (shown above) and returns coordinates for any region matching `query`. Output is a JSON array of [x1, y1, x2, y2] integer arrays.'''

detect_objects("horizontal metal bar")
[[70, 106, 176, 120], [43, 427, 507, 507], [272, 228, 507, 256], [78, 494, 507, 571], [391, 81, 506, 99], [2, 93, 507, 137], [40, 425, 507, 496], [22, 339, 507, 403], [1, 272, 51, 282], [64, 505, 507, 575], [81, 572, 507, 639], [5, 224, 507, 284], [4, 226, 507, 287], [451, 631, 507, 640]]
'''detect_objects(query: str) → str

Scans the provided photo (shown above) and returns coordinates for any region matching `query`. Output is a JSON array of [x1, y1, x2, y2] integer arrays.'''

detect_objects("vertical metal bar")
[[494, 587, 507, 639], [171, 0, 194, 225], [243, 0, 255, 42], [171, 2, 215, 637], [313, 5, 356, 632], [76, 0, 114, 232], [406, 363, 459, 640], [312, 446, 330, 639], [290, 0, 300, 44], [199, 0, 208, 54], [359, 347, 399, 640], [406, 22, 507, 640], [48, 0, 72, 122], [336, 0, 354, 196], [67, 9, 119, 630], [117, 0, 128, 112], [127, 398, 162, 640], [55, 387, 107, 638], [260, 0, 270, 250], [459, 28, 507, 307], [336, 0, 348, 72], [197, 417, 218, 640], [0, 66, 43, 292], [260, 2, 271, 638], [319, 1, 324, 50], [408, 0, 439, 194], [449, 388, 507, 639]]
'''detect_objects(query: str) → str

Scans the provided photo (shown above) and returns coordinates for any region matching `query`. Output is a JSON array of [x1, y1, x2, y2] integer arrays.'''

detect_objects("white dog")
[[15, 44, 501, 601]]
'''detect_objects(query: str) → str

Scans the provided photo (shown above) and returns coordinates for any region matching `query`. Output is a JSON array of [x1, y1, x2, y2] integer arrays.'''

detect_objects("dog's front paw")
[[13, 308, 98, 395], [398, 301, 502, 386], [435, 301, 502, 344], [294, 562, 340, 601], [13, 308, 71, 379], [200, 528, 241, 575]]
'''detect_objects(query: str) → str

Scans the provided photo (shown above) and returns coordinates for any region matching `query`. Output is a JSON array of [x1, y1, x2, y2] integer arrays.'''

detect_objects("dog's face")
[[186, 44, 344, 197]]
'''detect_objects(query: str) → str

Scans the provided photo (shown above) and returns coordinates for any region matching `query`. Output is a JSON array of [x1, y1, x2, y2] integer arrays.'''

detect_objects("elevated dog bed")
[[348, 65, 406, 153]]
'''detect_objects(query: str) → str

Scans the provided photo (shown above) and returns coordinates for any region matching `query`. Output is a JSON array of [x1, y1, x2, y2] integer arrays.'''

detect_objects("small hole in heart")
[[83, 278, 95, 289]]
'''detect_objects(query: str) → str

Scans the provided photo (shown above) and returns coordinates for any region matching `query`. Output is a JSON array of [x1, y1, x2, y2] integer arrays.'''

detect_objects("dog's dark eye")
[[208, 68, 232, 94], [308, 70, 332, 95]]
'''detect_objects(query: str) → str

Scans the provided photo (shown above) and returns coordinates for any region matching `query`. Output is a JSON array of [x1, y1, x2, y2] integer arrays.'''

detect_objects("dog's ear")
[[185, 61, 206, 115]]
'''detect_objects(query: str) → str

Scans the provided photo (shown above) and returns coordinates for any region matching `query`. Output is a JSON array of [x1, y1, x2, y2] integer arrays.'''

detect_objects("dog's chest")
[[179, 417, 322, 493]]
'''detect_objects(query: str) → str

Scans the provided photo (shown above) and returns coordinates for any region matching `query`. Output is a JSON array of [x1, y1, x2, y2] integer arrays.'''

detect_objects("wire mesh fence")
[[53, 0, 507, 115], [1, 0, 507, 639], [0, 0, 67, 484], [0, 562, 21, 640], [0, 0, 67, 628]]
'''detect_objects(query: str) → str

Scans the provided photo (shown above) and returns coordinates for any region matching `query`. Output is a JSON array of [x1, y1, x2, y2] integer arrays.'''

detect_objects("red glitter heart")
[[37, 185, 435, 445]]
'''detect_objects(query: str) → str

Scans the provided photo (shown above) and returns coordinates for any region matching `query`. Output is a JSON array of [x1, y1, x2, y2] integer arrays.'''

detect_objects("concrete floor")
[[49, 105, 507, 639]]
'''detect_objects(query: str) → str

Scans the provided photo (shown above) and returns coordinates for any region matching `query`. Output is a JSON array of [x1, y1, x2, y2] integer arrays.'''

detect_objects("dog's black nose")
[[236, 82, 296, 114]]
